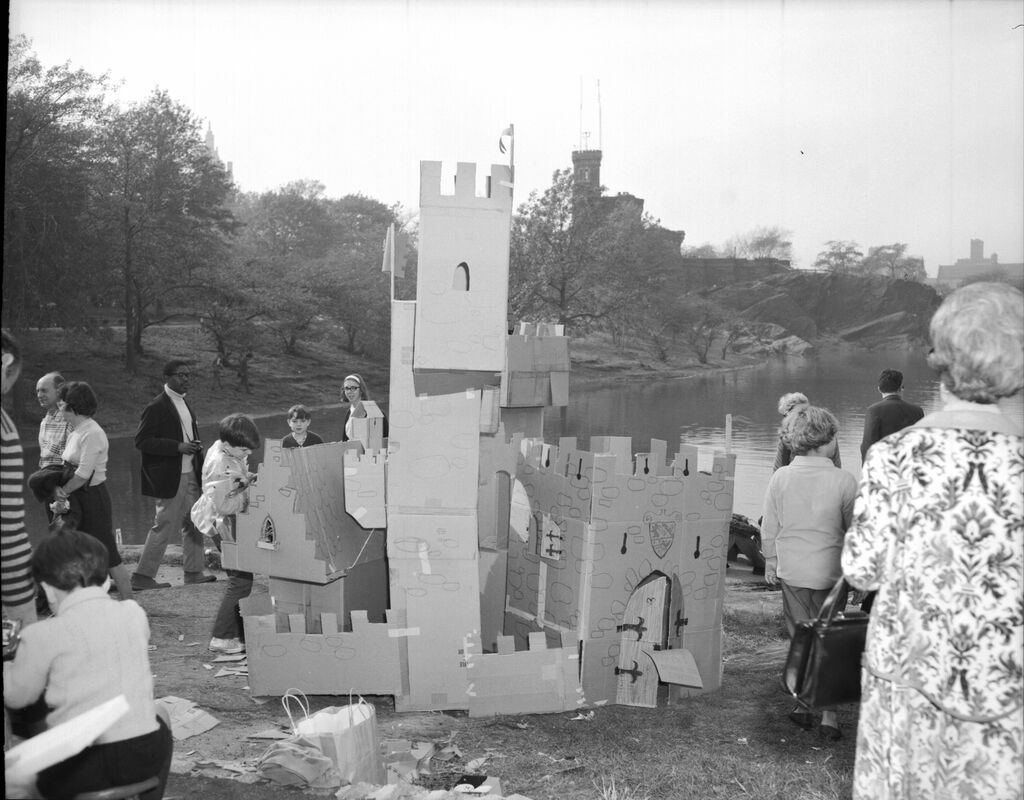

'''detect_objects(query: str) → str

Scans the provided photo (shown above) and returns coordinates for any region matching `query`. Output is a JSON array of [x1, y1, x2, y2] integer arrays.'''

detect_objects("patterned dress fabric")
[[842, 424, 1024, 800]]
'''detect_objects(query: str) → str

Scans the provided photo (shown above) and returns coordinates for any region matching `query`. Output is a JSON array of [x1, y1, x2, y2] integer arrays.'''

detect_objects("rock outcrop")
[[708, 272, 941, 346]]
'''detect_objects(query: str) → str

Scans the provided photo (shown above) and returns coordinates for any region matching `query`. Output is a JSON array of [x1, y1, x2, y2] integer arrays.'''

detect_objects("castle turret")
[[571, 149, 602, 193]]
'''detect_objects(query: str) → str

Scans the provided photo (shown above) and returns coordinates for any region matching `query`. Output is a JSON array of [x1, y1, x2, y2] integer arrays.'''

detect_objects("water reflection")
[[22, 347, 1021, 544], [543, 346, 947, 521]]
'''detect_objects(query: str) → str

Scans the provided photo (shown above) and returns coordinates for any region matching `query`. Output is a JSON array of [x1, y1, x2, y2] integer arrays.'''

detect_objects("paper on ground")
[[5, 694, 129, 781], [155, 695, 220, 740]]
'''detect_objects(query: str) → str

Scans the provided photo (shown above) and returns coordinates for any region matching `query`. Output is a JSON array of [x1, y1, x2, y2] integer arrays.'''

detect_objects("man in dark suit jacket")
[[131, 360, 215, 590], [860, 368, 925, 460], [859, 368, 925, 614]]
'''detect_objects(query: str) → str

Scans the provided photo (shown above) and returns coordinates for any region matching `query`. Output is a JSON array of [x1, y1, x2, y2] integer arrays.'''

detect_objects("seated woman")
[[340, 374, 388, 444], [3, 530, 172, 799]]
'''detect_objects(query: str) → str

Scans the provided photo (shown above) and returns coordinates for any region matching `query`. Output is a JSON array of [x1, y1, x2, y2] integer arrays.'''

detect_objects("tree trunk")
[[123, 204, 137, 374]]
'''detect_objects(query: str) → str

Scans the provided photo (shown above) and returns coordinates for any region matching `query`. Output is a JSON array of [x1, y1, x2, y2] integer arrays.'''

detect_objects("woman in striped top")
[[1, 329, 38, 625]]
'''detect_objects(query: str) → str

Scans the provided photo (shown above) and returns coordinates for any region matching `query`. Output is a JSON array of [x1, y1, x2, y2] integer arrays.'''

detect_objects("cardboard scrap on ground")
[[213, 653, 247, 662], [155, 695, 220, 740], [247, 727, 291, 740], [334, 775, 518, 799], [381, 739, 435, 783], [214, 665, 249, 678], [171, 754, 262, 784]]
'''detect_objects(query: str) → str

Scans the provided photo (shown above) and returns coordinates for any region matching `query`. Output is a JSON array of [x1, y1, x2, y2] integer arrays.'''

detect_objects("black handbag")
[[781, 578, 868, 709]]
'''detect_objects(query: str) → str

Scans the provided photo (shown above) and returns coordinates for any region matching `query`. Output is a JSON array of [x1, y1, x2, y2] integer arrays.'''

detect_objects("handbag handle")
[[814, 578, 850, 626]]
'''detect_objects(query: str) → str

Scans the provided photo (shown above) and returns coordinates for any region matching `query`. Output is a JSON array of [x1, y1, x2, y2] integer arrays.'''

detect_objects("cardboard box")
[[464, 631, 583, 717], [241, 594, 404, 696], [348, 400, 386, 452], [227, 440, 384, 584]]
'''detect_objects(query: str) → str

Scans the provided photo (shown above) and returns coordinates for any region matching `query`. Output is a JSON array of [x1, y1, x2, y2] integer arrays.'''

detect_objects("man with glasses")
[[131, 360, 215, 590]]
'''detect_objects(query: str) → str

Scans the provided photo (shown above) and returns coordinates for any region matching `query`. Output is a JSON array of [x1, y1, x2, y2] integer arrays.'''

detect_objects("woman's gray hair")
[[777, 392, 809, 416], [781, 405, 839, 455], [926, 282, 1024, 403]]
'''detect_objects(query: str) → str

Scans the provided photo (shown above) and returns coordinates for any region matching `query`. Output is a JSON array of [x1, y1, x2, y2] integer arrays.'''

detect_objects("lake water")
[[21, 346, 1021, 544]]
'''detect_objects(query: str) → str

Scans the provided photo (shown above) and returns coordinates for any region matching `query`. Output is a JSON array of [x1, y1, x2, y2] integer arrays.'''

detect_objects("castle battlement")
[[516, 437, 734, 531], [419, 161, 513, 210]]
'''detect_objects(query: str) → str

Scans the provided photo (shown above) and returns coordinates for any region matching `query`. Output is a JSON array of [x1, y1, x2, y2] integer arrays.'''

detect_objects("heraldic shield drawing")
[[645, 511, 679, 559]]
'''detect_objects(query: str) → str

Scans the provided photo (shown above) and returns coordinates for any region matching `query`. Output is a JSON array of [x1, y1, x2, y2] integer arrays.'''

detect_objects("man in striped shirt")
[[36, 371, 69, 470], [1, 329, 38, 625]]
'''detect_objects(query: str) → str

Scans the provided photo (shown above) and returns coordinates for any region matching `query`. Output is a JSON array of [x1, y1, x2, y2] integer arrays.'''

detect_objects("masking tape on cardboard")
[[353, 507, 368, 521], [388, 627, 421, 638], [344, 467, 358, 477]]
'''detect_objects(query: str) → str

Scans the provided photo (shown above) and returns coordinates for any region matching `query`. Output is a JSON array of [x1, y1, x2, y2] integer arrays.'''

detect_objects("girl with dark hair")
[[191, 413, 260, 654]]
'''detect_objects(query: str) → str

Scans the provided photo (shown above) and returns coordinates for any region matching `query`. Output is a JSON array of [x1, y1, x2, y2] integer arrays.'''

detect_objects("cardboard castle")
[[238, 159, 735, 714]]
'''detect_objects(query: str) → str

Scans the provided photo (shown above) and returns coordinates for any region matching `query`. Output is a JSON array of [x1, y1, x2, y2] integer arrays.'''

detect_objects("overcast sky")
[[10, 0, 1024, 274]]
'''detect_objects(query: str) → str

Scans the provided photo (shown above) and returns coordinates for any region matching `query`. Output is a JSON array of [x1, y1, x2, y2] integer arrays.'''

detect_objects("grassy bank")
[[130, 564, 857, 800], [5, 326, 765, 440]]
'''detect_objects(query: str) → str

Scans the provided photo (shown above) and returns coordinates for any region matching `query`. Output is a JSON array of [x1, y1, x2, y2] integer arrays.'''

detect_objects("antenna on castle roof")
[[578, 75, 584, 151]]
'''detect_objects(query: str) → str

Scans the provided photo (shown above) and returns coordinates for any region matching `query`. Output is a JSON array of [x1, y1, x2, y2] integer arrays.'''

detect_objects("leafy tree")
[[510, 168, 659, 330], [4, 37, 109, 329], [861, 243, 926, 281], [90, 89, 238, 371], [723, 226, 793, 261], [813, 240, 863, 273], [196, 258, 263, 360], [231, 182, 338, 354], [325, 194, 402, 358], [680, 243, 720, 258], [675, 298, 724, 365]]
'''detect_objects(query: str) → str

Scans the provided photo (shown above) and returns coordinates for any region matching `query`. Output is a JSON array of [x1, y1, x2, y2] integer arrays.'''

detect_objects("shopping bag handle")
[[282, 688, 310, 733], [815, 578, 850, 625]]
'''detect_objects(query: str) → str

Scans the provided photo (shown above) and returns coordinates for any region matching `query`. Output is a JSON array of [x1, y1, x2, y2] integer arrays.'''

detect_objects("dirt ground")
[[125, 548, 784, 800]]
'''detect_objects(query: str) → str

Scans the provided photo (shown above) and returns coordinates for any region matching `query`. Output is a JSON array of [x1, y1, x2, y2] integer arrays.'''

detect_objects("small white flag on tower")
[[498, 125, 513, 154]]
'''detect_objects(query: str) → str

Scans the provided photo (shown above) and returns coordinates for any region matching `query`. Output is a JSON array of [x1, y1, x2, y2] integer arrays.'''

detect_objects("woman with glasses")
[[340, 374, 387, 442], [51, 381, 134, 600]]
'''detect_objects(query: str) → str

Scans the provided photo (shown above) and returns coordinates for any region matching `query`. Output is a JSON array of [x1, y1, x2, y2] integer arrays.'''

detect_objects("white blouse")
[[61, 417, 109, 486]]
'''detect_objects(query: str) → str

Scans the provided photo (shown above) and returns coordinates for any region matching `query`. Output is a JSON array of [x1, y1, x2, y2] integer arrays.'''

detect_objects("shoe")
[[184, 572, 217, 585], [788, 710, 816, 730], [209, 637, 245, 654], [820, 724, 843, 741], [752, 567, 766, 576], [131, 574, 171, 591]]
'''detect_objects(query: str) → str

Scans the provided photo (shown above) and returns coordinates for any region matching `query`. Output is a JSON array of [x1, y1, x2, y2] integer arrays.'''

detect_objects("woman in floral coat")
[[842, 282, 1023, 800]]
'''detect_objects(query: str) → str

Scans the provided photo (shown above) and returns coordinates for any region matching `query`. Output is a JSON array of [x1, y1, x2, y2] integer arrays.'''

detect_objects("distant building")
[[571, 148, 645, 220], [936, 239, 1024, 287], [205, 124, 234, 183]]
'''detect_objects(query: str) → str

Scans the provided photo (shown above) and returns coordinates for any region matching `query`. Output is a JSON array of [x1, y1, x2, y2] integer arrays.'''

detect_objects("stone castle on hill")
[[572, 146, 790, 289]]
